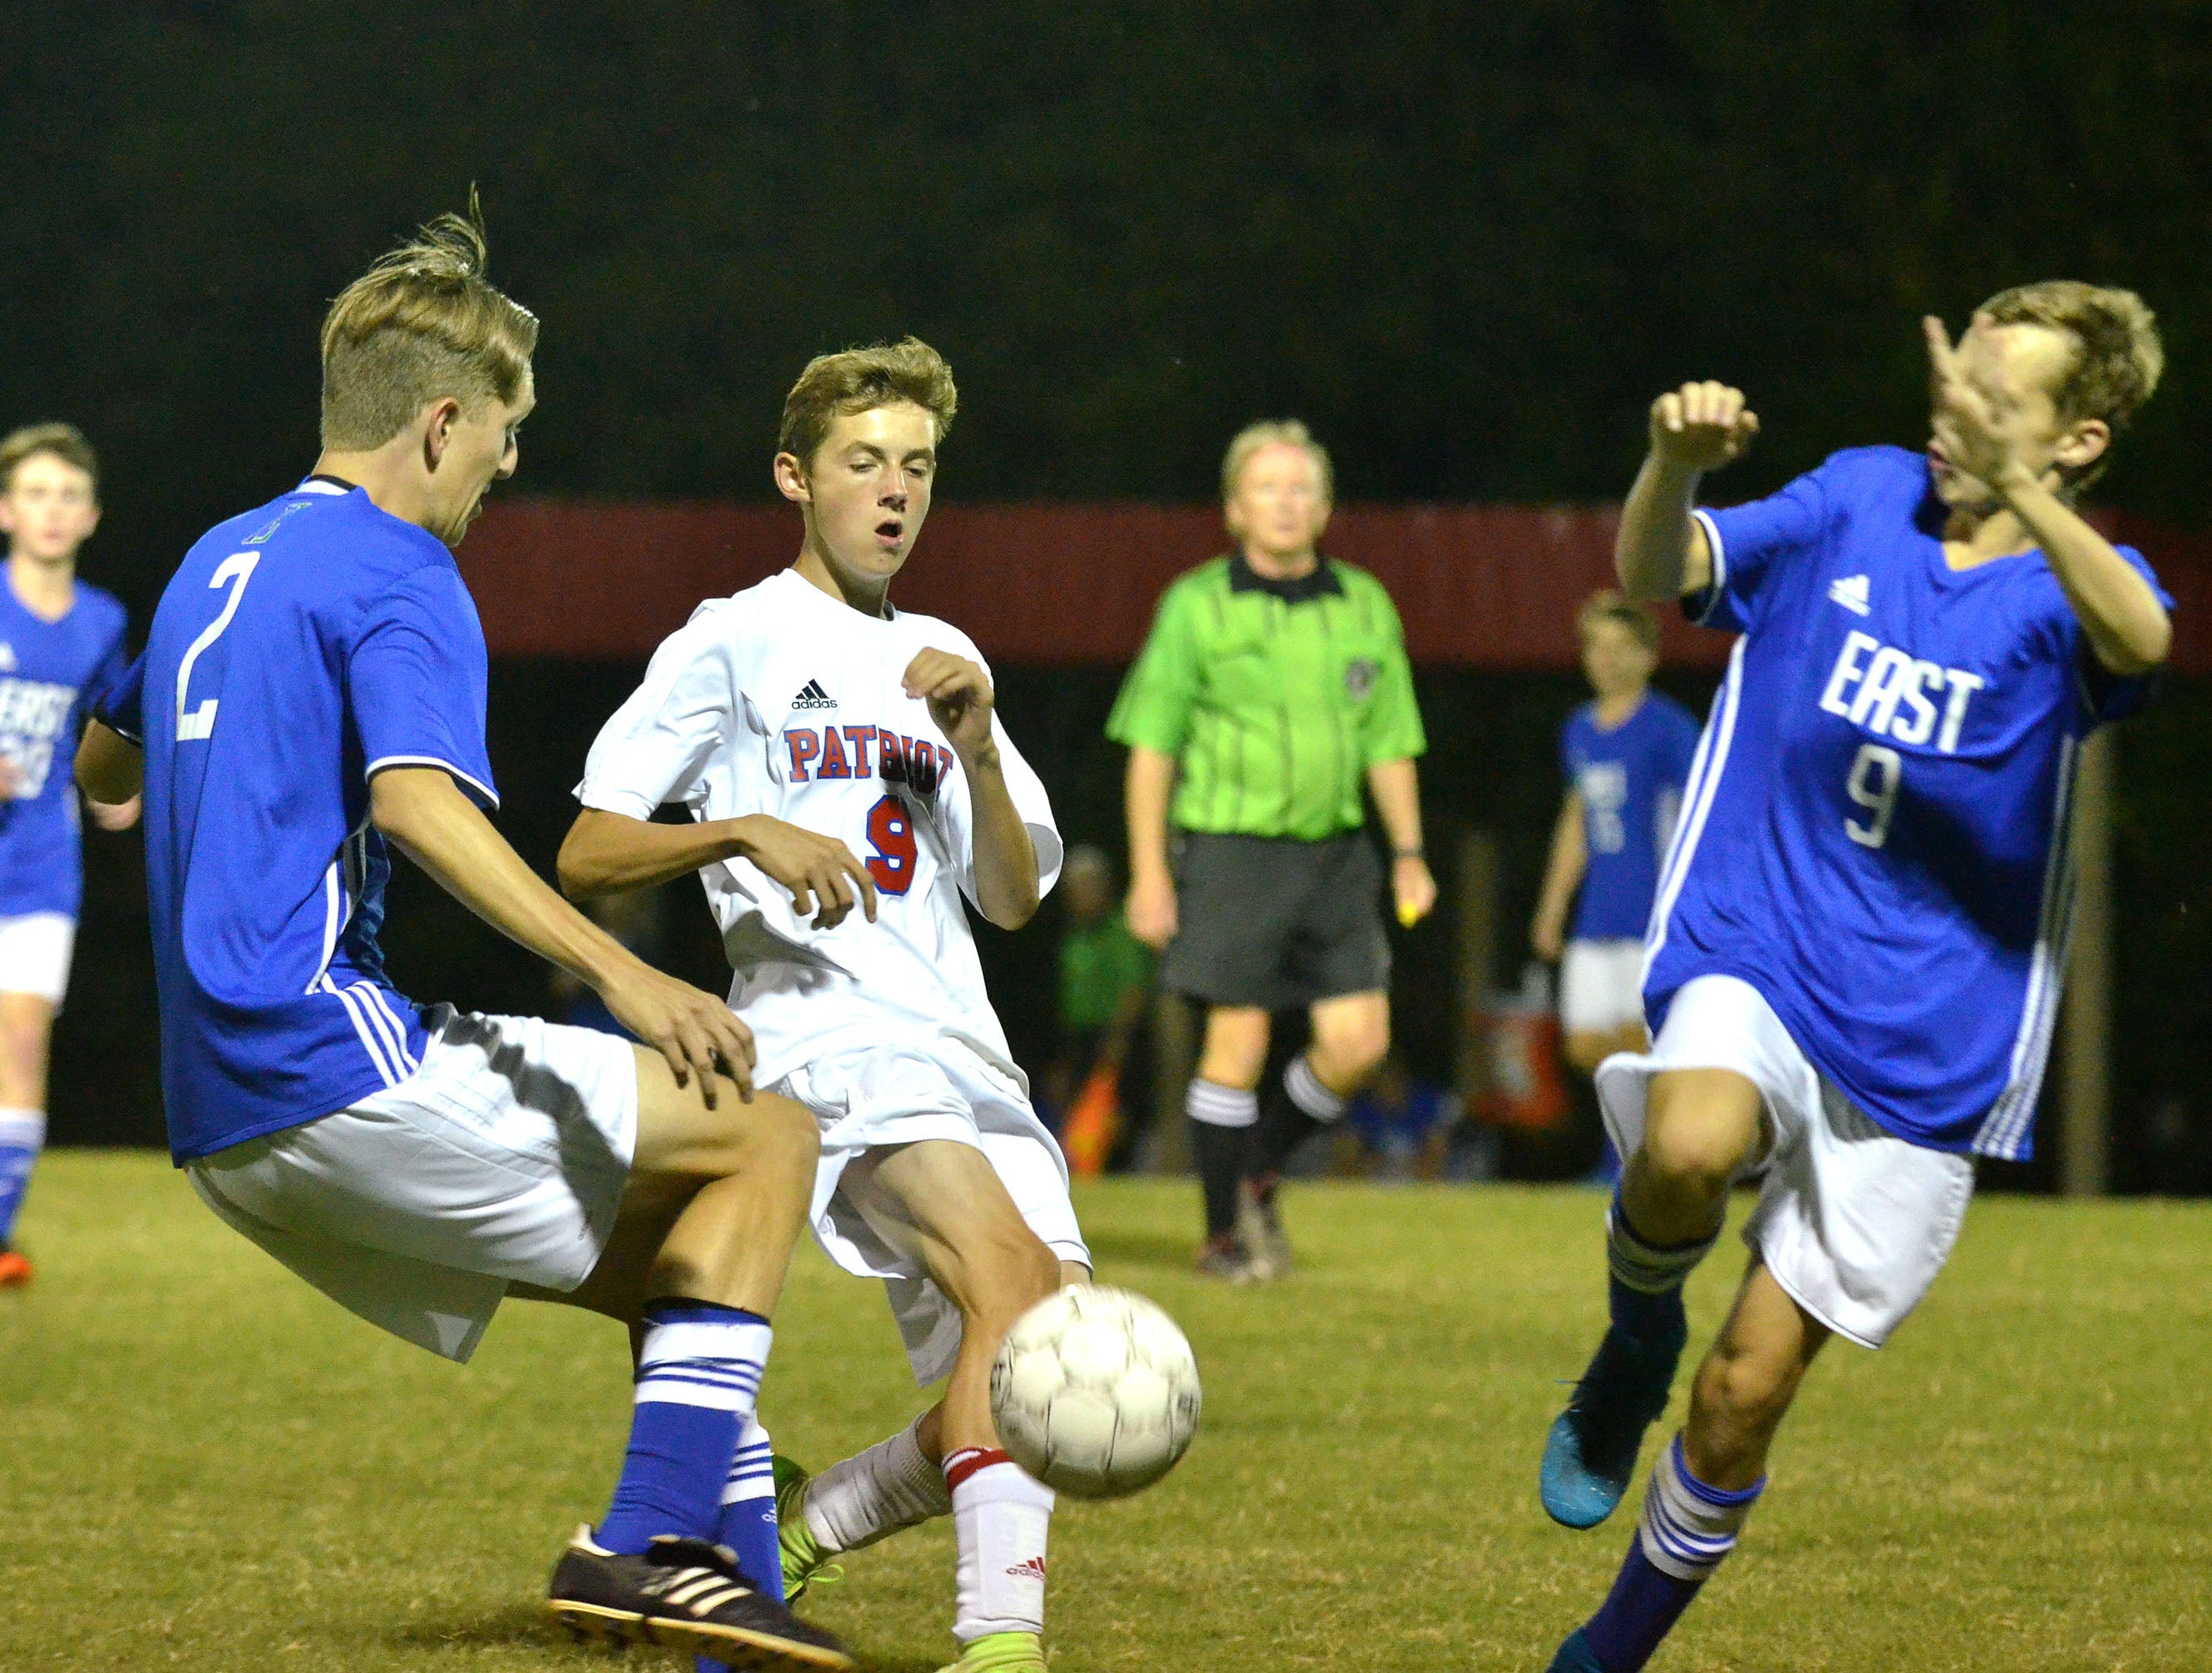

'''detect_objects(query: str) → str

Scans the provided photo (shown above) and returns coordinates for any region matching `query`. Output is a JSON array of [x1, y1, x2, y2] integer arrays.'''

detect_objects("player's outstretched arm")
[[75, 719, 143, 805], [370, 766, 758, 1104], [1617, 382, 1759, 602], [559, 808, 878, 929], [903, 648, 1040, 929], [1924, 315, 2171, 675]]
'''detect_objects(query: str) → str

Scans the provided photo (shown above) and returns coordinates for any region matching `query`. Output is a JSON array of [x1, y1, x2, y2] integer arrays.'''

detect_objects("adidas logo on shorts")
[[791, 679, 838, 711]]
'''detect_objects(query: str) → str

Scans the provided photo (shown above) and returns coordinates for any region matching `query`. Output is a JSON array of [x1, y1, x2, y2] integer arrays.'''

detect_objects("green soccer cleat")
[[772, 1455, 844, 1602], [936, 1630, 1046, 1673]]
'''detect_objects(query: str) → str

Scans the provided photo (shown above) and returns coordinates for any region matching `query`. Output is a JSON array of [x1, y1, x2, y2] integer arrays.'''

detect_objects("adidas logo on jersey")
[[1828, 574, 1872, 616], [790, 679, 838, 711]]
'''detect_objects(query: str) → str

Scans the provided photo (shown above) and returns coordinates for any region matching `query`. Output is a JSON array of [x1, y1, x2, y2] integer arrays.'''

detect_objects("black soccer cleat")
[[547, 1525, 856, 1670]]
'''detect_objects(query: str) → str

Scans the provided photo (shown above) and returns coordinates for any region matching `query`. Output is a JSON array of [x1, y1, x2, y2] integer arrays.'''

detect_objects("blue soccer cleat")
[[1539, 1305, 1687, 1530], [1546, 1626, 1609, 1672]]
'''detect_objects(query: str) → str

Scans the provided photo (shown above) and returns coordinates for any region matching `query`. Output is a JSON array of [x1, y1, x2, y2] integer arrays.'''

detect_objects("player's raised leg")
[[1542, 1067, 1761, 1528], [833, 1140, 1063, 1673], [1551, 1260, 1824, 1671]]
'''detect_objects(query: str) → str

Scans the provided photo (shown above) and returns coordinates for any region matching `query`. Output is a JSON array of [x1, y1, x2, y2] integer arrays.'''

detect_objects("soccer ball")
[[989, 1285, 1201, 1499]]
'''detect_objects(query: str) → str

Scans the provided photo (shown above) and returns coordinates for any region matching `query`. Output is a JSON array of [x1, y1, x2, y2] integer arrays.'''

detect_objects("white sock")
[[947, 1449, 1053, 1642], [1185, 1079, 1258, 1128], [1638, 1432, 1764, 1580], [803, 1414, 952, 1555], [1284, 1054, 1349, 1123]]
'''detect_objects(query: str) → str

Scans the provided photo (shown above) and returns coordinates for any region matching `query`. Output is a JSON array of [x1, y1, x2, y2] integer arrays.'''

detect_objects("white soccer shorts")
[[1594, 974, 1974, 1349], [767, 1039, 1090, 1385], [1559, 938, 1648, 1035], [187, 1007, 638, 1363], [0, 912, 76, 1006]]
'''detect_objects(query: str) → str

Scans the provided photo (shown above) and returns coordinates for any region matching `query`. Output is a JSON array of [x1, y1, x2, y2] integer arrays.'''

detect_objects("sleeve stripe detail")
[[1688, 509, 1729, 627], [364, 754, 501, 809]]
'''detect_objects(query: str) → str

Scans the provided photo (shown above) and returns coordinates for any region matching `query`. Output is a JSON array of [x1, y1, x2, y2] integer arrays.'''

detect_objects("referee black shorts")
[[1162, 830, 1391, 1011]]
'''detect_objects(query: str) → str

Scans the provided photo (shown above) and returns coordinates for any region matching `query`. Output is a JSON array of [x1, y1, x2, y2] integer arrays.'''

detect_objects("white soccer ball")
[[989, 1285, 1201, 1500]]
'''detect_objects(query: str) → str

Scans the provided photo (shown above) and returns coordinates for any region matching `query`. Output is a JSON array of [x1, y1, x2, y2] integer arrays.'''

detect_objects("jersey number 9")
[[866, 794, 918, 894], [1845, 743, 1901, 849]]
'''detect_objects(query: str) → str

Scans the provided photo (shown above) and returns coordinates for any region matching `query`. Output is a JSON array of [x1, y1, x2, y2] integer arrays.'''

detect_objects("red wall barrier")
[[463, 498, 2212, 674]]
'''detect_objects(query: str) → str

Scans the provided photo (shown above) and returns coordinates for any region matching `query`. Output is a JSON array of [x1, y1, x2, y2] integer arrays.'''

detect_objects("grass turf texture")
[[3, 1155, 2208, 1670]]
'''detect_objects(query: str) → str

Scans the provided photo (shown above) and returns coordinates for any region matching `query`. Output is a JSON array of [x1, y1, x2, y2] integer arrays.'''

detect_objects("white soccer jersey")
[[576, 568, 1063, 1089]]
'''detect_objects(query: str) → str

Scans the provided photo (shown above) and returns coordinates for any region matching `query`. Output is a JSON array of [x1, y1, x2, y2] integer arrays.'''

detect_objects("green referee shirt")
[[1107, 553, 1426, 840]]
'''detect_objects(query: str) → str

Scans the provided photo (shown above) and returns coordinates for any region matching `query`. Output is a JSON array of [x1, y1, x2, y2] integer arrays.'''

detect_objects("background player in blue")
[[1536, 283, 2172, 1673], [0, 423, 136, 1288], [1531, 594, 1699, 1079], [73, 208, 850, 1670]]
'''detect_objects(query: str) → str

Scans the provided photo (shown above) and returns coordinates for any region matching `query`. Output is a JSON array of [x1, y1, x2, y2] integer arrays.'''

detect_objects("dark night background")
[[9, 3, 2210, 1189]]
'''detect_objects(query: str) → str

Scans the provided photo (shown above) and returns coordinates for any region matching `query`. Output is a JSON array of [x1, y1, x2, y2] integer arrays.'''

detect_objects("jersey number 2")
[[866, 794, 918, 894], [175, 553, 260, 742], [1845, 743, 1901, 849]]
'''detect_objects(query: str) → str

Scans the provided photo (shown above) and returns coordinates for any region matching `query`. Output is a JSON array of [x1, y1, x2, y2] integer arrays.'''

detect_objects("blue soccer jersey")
[[1561, 693, 1700, 940], [1646, 445, 2168, 1160], [0, 576, 129, 920], [99, 479, 498, 1164]]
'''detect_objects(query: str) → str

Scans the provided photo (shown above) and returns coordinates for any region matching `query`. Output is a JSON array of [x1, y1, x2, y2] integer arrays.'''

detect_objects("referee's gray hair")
[[1220, 419, 1334, 508]]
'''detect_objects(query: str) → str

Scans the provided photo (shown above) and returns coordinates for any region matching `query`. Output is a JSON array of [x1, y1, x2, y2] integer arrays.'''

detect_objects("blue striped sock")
[[0, 1109, 45, 1246], [1582, 1435, 1763, 1670], [696, 1417, 784, 1673], [597, 1303, 771, 1556], [717, 1417, 784, 1600]]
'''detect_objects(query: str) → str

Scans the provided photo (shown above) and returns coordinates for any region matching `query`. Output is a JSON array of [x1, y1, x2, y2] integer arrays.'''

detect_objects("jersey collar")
[[1227, 552, 1343, 604]]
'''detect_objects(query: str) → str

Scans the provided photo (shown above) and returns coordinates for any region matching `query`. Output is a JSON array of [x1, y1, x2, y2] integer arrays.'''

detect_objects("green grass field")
[[3, 1154, 2208, 1671]]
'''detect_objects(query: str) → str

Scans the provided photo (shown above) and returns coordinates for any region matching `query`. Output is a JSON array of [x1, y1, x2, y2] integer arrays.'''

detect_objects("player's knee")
[[1013, 1235, 1062, 1312], [961, 1222, 1060, 1325], [743, 1095, 821, 1177], [1639, 1111, 1752, 1200], [1196, 1046, 1266, 1091], [1694, 1340, 1798, 1435], [1563, 1032, 1610, 1077], [674, 1092, 818, 1185], [1198, 1009, 1270, 1089], [0, 1009, 45, 1067], [1324, 1017, 1389, 1083]]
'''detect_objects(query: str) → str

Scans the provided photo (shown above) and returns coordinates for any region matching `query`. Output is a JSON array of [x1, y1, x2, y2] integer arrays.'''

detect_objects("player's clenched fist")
[[1650, 380, 1759, 472], [903, 649, 996, 758]]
